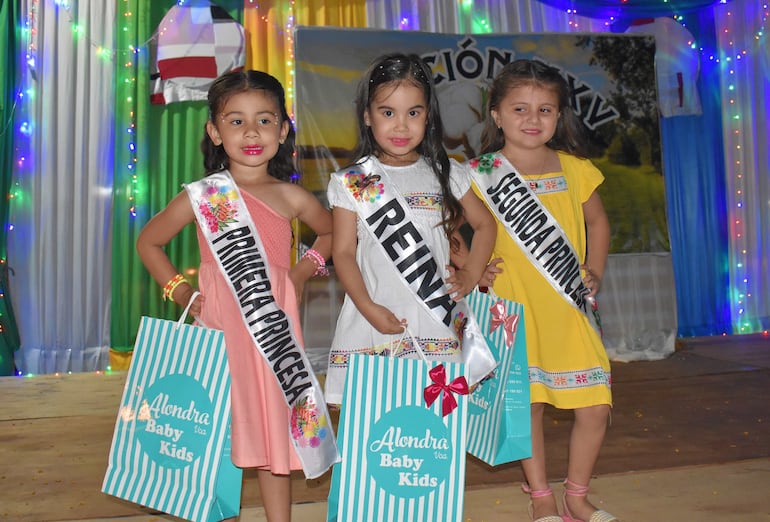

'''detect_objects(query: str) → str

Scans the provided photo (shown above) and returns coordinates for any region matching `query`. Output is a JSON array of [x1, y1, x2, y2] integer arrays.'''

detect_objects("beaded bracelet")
[[302, 248, 329, 277], [162, 273, 188, 301]]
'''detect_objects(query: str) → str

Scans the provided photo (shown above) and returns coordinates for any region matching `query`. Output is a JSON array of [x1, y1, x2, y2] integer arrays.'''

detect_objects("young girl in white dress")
[[323, 53, 496, 404]]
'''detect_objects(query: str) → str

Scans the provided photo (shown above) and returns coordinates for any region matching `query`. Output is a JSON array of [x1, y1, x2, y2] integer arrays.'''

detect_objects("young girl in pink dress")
[[137, 70, 335, 522]]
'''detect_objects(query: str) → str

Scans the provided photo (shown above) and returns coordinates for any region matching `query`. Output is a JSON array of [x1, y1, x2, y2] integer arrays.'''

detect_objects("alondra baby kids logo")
[[468, 375, 495, 415], [134, 374, 213, 468], [366, 406, 452, 498]]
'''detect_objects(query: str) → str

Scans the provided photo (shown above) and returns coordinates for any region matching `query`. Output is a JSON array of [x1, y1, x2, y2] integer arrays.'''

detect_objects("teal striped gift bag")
[[465, 289, 531, 465], [327, 351, 468, 522], [102, 304, 241, 522]]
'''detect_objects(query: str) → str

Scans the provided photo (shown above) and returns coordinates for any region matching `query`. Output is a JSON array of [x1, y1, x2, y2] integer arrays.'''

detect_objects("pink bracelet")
[[303, 248, 329, 277]]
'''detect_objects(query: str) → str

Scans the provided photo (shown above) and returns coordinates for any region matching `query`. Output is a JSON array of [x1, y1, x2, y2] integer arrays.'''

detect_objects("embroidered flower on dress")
[[469, 153, 501, 174], [343, 170, 385, 202], [200, 185, 239, 233], [528, 176, 568, 194], [290, 396, 329, 449]]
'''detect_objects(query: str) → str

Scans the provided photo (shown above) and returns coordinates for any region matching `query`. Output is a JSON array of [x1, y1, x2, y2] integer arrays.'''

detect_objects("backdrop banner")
[[294, 27, 666, 255]]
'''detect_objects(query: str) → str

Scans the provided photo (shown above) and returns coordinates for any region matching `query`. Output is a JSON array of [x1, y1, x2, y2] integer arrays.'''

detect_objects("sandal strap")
[[521, 483, 555, 498], [564, 478, 590, 497], [564, 480, 619, 522]]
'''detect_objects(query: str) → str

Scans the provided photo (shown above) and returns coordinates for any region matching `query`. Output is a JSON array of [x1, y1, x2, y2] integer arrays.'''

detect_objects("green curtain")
[[0, 0, 21, 375], [110, 1, 244, 359]]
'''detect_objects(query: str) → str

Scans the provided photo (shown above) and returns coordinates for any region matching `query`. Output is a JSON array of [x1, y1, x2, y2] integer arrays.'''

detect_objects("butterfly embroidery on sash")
[[343, 170, 385, 203]]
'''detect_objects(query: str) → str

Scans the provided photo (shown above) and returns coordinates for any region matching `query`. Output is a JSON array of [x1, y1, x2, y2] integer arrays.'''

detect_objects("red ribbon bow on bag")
[[423, 364, 469, 417], [489, 300, 519, 347]]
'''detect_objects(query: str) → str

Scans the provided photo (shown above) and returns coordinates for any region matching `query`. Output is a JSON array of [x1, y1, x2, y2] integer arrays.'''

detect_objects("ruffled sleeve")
[[326, 169, 356, 211], [560, 153, 604, 203], [449, 158, 473, 199]]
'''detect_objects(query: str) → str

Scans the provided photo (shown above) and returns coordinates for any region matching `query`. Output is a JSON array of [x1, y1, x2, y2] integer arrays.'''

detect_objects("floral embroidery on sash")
[[199, 185, 240, 232]]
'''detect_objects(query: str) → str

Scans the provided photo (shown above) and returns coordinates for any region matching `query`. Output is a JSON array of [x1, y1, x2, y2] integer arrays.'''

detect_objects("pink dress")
[[197, 190, 302, 474]]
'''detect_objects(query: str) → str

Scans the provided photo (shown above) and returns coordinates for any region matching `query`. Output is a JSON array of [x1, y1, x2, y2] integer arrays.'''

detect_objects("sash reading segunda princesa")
[[186, 172, 340, 479], [332, 157, 498, 385], [468, 152, 603, 336]]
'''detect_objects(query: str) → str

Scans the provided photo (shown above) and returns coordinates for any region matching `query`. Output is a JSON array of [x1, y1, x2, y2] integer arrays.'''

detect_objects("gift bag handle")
[[176, 290, 202, 329], [390, 324, 428, 362], [478, 285, 500, 301]]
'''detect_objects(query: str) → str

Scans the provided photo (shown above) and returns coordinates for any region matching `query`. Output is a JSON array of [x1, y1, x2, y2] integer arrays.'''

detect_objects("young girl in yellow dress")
[[468, 59, 617, 522]]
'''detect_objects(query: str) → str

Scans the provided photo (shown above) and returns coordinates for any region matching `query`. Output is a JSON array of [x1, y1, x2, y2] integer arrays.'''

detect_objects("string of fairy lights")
[[717, 2, 769, 334], [2, 1, 769, 368]]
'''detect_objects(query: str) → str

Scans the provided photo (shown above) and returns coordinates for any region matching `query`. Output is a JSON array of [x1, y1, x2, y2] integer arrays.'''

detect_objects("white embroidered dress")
[[324, 156, 472, 405]]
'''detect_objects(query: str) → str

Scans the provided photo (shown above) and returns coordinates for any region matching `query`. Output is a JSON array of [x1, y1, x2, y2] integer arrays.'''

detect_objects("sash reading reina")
[[332, 157, 497, 385], [186, 172, 339, 479], [468, 152, 602, 335]]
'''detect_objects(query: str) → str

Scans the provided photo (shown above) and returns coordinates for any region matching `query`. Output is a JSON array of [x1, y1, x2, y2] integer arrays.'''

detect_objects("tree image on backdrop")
[[294, 28, 666, 254]]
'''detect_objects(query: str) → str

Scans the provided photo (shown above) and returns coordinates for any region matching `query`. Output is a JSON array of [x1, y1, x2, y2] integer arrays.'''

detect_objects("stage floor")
[[1, 334, 768, 521]]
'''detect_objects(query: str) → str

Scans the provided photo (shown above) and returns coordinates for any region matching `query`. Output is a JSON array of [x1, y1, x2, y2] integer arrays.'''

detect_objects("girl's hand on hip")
[[480, 257, 503, 288], [581, 264, 602, 296], [445, 265, 475, 301], [288, 268, 307, 304]]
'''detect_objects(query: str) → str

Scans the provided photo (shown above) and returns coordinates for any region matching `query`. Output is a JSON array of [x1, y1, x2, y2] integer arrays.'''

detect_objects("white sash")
[[186, 172, 339, 479], [331, 157, 497, 385], [468, 152, 603, 336]]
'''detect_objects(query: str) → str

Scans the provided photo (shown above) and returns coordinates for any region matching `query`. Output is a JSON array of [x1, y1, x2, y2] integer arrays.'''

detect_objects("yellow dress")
[[472, 151, 612, 409]]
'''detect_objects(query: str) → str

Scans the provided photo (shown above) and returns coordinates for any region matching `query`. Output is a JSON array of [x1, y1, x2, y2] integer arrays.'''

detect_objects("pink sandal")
[[562, 479, 618, 522], [521, 483, 564, 522]]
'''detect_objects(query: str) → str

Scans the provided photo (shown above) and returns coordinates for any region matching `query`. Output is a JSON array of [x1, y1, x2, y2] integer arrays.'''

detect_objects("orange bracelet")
[[162, 274, 188, 301]]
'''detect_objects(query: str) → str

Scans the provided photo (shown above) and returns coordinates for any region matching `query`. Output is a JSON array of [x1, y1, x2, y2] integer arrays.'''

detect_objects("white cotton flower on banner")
[[438, 81, 490, 161]]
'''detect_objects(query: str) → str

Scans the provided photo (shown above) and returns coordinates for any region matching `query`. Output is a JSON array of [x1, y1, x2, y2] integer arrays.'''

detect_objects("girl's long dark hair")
[[201, 70, 296, 181], [353, 53, 463, 251], [480, 59, 592, 158]]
